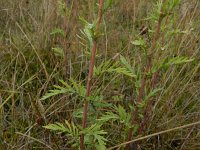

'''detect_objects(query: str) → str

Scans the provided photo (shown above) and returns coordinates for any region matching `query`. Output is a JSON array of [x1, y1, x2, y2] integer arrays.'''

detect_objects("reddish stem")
[[125, 1, 166, 149], [126, 57, 151, 150], [80, 1, 104, 150]]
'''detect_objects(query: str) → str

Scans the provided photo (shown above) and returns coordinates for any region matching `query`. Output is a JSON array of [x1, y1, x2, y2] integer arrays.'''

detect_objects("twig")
[[180, 126, 195, 150], [109, 120, 200, 150]]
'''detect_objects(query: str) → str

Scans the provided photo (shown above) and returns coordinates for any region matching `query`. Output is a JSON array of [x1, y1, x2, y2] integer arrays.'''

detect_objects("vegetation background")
[[0, 0, 200, 149]]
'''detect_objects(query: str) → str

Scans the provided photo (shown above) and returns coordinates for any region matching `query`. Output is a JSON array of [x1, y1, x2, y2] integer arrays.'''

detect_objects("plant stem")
[[80, 1, 104, 150], [126, 1, 166, 149], [126, 58, 151, 150], [62, 0, 70, 79]]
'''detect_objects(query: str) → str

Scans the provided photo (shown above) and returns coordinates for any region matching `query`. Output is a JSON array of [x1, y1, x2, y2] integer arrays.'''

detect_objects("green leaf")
[[79, 17, 96, 48], [104, 0, 113, 11], [114, 105, 131, 127], [50, 28, 65, 37], [40, 88, 67, 100], [95, 143, 106, 150], [73, 108, 83, 118], [120, 55, 135, 74], [97, 112, 119, 123], [52, 47, 64, 58], [107, 67, 136, 78], [94, 60, 112, 76], [131, 39, 145, 46], [145, 88, 162, 101], [83, 124, 107, 149], [57, 0, 71, 17], [161, 56, 194, 69], [43, 122, 69, 133], [94, 59, 136, 78], [41, 79, 86, 100], [167, 0, 181, 11], [145, 0, 163, 21], [43, 120, 80, 148]]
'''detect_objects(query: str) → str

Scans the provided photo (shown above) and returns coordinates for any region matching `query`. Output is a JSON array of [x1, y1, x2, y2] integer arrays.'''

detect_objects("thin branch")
[[109, 120, 200, 150]]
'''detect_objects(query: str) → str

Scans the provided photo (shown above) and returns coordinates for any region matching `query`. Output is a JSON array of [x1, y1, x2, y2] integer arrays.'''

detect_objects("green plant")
[[41, 0, 196, 149], [1, 0, 199, 150], [80, 1, 105, 149]]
